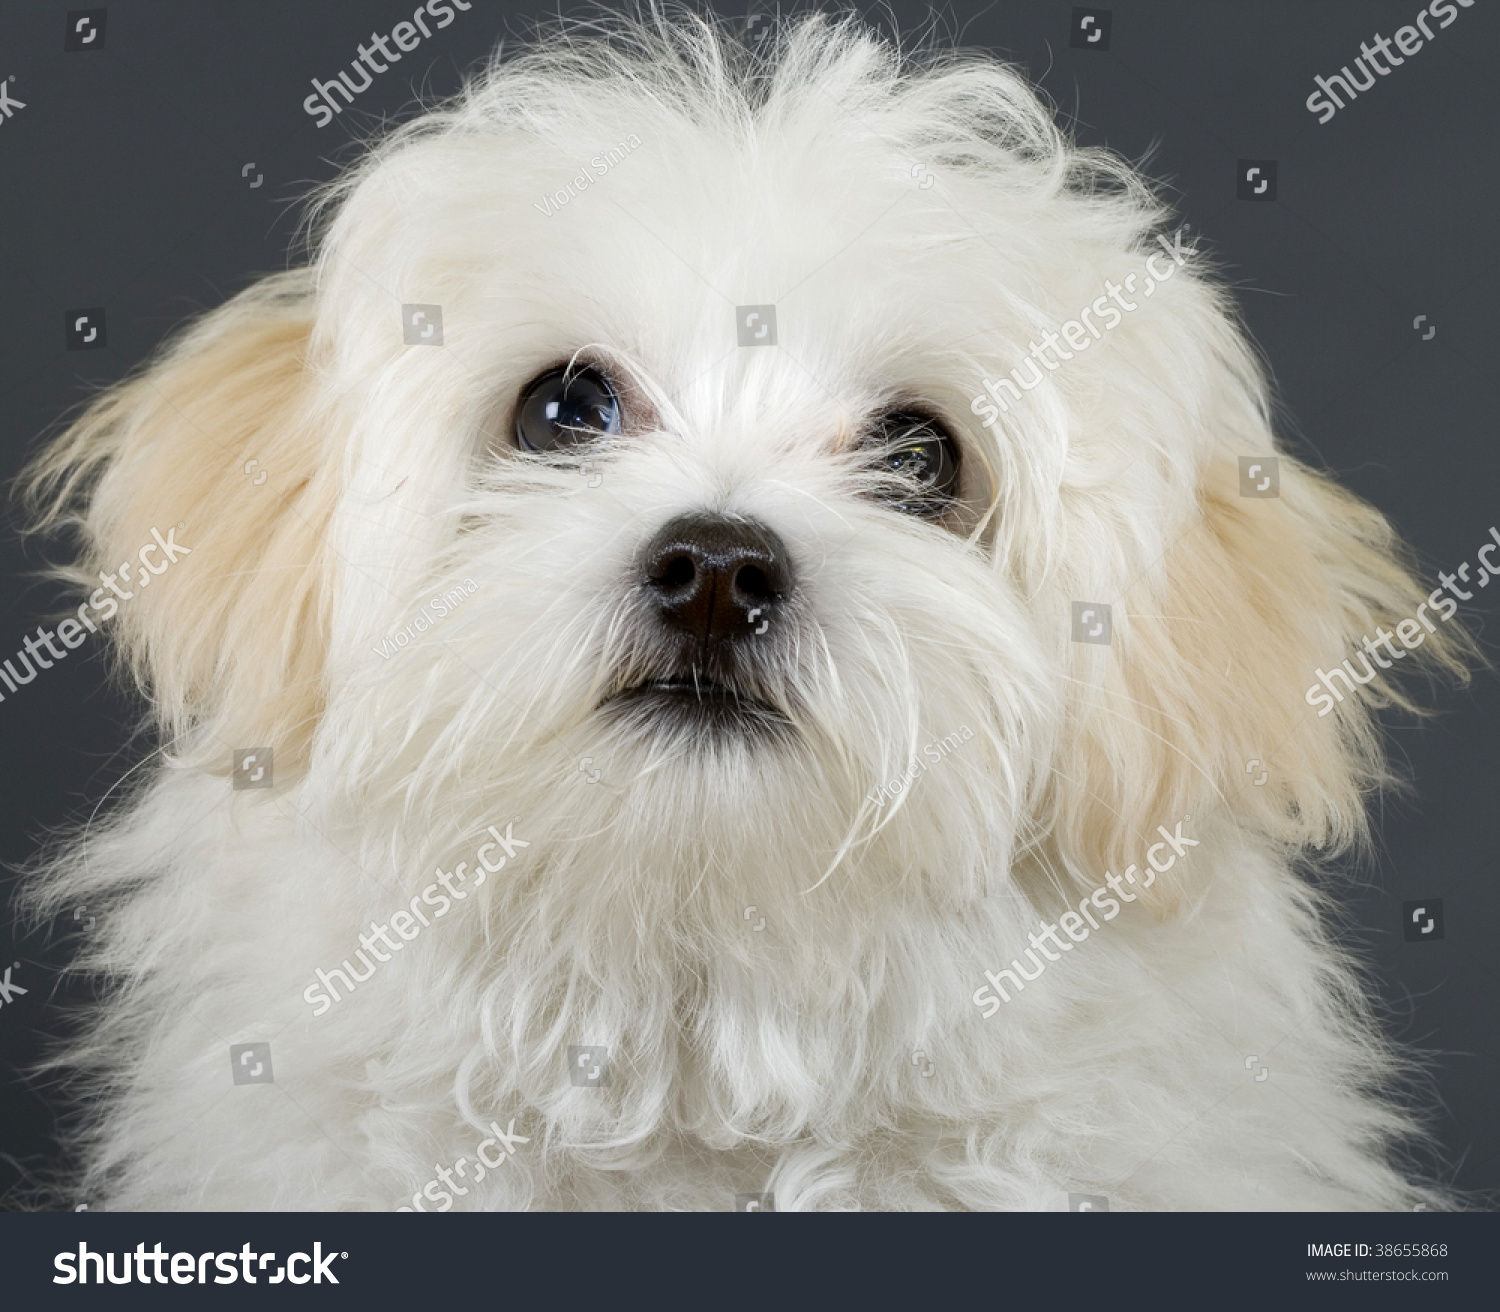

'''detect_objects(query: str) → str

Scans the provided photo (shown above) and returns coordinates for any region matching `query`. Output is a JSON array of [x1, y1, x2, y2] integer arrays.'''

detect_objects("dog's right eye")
[[514, 366, 622, 452]]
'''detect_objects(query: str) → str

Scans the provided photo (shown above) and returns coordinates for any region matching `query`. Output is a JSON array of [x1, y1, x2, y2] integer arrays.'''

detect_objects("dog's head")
[[26, 15, 1467, 927]]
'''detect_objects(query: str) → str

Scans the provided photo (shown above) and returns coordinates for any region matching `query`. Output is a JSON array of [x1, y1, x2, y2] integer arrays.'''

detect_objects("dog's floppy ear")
[[1042, 451, 1473, 917], [21, 271, 337, 773]]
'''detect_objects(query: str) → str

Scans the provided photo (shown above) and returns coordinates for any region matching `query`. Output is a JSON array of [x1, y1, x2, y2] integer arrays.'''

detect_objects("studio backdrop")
[[0, 0, 1496, 1208]]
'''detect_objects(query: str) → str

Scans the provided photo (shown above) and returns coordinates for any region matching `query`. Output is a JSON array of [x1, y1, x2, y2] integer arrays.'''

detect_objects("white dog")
[[22, 13, 1470, 1211]]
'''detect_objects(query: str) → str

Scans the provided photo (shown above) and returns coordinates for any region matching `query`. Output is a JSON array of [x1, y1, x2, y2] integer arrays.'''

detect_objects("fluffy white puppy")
[[23, 13, 1469, 1211]]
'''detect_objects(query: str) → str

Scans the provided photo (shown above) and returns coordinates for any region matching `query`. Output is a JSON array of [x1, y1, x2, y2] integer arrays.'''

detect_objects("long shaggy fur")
[[18, 10, 1471, 1210]]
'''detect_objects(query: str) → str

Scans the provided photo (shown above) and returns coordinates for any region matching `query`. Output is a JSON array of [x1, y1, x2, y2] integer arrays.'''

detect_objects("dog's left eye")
[[863, 412, 960, 516], [514, 366, 622, 452]]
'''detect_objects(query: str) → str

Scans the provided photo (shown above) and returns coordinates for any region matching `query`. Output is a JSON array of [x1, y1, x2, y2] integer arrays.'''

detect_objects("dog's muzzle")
[[604, 512, 792, 731]]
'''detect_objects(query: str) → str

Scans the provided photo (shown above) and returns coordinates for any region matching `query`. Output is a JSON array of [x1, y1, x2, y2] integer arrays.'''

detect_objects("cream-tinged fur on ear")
[[1038, 450, 1474, 918], [21, 271, 338, 771]]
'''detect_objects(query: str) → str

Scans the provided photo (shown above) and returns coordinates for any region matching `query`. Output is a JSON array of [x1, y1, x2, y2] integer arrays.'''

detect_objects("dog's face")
[[292, 60, 1106, 919], [34, 20, 1462, 944]]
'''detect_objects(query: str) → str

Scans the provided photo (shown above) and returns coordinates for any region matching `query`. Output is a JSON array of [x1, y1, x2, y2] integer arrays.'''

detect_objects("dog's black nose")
[[641, 513, 790, 645]]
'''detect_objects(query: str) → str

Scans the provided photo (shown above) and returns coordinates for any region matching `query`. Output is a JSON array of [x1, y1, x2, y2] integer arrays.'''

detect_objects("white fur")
[[23, 12, 1460, 1211]]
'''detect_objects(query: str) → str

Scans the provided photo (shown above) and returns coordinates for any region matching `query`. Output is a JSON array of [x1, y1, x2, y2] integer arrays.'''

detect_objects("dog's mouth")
[[602, 670, 790, 736]]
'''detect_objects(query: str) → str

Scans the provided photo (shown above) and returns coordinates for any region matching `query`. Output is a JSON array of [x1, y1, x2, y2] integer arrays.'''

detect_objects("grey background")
[[1, 0, 1496, 1206]]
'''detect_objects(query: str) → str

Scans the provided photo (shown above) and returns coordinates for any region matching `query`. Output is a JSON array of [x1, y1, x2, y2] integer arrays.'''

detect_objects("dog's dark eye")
[[863, 411, 960, 516], [514, 366, 622, 452]]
